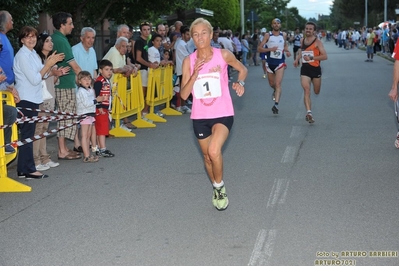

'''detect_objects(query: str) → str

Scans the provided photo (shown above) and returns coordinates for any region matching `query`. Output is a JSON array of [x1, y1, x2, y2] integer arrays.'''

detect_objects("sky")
[[287, 0, 333, 19]]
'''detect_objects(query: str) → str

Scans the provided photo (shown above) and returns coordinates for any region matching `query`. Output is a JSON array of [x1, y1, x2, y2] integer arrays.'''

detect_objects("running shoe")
[[4, 145, 15, 154], [181, 106, 191, 113], [272, 105, 279, 114], [120, 124, 132, 132], [214, 185, 229, 210], [141, 112, 154, 123], [306, 113, 315, 123], [212, 188, 218, 207], [44, 161, 60, 168], [395, 132, 399, 149], [177, 106, 191, 114], [36, 164, 50, 171], [96, 149, 115, 157], [156, 111, 165, 118]]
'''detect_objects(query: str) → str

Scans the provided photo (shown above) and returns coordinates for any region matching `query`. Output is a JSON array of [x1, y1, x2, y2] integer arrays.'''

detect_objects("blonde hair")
[[189, 18, 212, 37]]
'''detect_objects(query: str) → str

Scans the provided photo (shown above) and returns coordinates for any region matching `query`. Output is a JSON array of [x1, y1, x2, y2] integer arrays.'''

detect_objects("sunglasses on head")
[[141, 21, 150, 26]]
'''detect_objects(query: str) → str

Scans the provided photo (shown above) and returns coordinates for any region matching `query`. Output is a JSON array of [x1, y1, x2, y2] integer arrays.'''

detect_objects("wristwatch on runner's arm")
[[237, 80, 245, 87]]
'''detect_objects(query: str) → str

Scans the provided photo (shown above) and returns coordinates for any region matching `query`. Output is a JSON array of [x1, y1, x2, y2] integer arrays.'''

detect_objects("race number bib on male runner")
[[302, 51, 315, 63], [193, 72, 222, 99], [270, 49, 283, 59]]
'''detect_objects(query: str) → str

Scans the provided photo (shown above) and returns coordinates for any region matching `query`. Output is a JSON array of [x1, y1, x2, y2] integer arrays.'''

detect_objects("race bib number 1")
[[193, 72, 222, 99]]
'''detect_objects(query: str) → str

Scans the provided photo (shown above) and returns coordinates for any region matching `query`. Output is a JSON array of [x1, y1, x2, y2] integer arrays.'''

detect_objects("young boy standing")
[[94, 59, 115, 157]]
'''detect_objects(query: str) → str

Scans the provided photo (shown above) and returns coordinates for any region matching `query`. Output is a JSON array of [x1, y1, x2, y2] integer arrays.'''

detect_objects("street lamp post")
[[251, 10, 254, 35], [384, 0, 387, 22], [365, 0, 368, 27], [240, 0, 245, 35]]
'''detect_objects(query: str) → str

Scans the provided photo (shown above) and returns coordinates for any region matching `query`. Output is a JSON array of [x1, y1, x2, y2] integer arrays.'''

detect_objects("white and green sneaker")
[[214, 186, 229, 211], [212, 188, 218, 207]]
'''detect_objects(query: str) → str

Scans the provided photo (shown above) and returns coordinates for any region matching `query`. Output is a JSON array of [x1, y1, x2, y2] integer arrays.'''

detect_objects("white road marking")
[[279, 179, 290, 204], [290, 126, 302, 138], [248, 229, 277, 266], [248, 96, 303, 265], [281, 146, 297, 163], [267, 178, 290, 208]]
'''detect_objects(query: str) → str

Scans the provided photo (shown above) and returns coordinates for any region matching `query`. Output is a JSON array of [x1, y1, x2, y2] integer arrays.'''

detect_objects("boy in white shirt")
[[148, 33, 174, 117]]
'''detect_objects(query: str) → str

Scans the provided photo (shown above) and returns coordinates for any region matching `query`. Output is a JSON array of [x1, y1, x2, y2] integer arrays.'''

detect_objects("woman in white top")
[[14, 26, 64, 179]]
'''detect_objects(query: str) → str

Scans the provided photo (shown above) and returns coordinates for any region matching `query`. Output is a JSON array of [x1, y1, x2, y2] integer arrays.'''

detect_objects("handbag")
[[42, 80, 53, 101]]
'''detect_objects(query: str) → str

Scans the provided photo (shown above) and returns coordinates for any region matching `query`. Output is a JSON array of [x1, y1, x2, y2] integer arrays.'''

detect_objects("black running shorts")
[[300, 64, 322, 79], [192, 116, 234, 139]]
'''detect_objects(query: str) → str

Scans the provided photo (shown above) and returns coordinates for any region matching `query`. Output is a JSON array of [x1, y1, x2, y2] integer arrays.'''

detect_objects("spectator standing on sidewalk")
[[72, 27, 98, 152], [365, 28, 375, 62], [33, 33, 69, 171], [51, 12, 82, 160], [15, 26, 65, 179], [0, 10, 19, 155]]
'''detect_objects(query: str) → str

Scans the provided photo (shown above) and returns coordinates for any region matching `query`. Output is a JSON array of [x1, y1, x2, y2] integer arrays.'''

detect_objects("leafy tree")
[[1, 0, 50, 49], [42, 0, 176, 43], [202, 0, 240, 30], [331, 0, 399, 30]]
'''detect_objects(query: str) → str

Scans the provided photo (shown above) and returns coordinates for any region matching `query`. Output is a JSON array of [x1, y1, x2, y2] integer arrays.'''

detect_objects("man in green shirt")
[[51, 12, 82, 160]]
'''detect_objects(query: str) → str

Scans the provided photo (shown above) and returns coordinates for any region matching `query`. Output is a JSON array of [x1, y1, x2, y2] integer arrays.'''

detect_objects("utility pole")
[[251, 10, 254, 35], [384, 0, 387, 22], [365, 0, 368, 27], [240, 0, 245, 35]]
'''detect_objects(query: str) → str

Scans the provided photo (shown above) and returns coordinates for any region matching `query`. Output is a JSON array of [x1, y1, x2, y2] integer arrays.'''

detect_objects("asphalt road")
[[1, 41, 399, 266]]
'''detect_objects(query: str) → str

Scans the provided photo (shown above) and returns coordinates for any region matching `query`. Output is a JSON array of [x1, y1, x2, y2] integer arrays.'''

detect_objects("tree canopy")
[[1, 0, 314, 49], [330, 0, 399, 30]]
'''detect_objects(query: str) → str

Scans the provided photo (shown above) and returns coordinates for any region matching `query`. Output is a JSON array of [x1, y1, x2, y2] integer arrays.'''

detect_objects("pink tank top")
[[189, 48, 234, 119]]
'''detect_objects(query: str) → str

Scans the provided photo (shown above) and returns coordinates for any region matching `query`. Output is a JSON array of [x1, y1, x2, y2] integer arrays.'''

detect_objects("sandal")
[[73, 146, 83, 153], [69, 150, 81, 156], [83, 155, 99, 163], [58, 153, 81, 160]]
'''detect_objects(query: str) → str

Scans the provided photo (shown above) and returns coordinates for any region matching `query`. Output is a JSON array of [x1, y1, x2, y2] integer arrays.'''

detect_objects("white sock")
[[307, 110, 312, 114], [213, 180, 224, 188]]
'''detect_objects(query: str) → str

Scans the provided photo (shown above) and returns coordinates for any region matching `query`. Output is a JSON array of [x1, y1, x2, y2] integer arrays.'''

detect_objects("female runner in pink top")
[[180, 18, 248, 211]]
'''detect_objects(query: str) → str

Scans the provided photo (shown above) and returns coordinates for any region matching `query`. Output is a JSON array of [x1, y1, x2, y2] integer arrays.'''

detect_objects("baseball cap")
[[261, 28, 267, 33]]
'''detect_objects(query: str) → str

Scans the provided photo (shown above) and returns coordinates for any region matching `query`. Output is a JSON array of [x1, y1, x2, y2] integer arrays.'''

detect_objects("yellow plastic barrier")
[[128, 72, 156, 129], [146, 65, 182, 122], [0, 91, 31, 192], [110, 71, 153, 137]]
